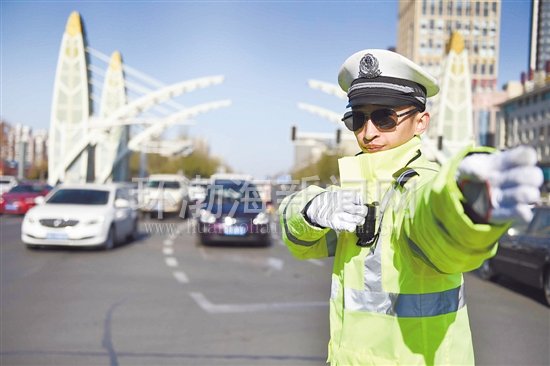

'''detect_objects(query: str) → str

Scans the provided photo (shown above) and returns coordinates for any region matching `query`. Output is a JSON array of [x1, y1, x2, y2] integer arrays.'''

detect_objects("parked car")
[[188, 178, 208, 204], [478, 205, 550, 306], [197, 178, 270, 246], [0, 182, 52, 215], [21, 183, 139, 250], [0, 175, 18, 195], [139, 174, 190, 219]]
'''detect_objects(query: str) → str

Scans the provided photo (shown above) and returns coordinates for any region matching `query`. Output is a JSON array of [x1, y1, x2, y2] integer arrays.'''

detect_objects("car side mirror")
[[34, 196, 45, 205], [114, 198, 130, 208]]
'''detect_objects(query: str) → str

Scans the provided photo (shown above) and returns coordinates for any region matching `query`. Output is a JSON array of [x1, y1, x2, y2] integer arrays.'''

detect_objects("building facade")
[[397, 0, 502, 147], [530, 0, 550, 72], [397, 0, 501, 92], [498, 82, 550, 183], [0, 122, 49, 177]]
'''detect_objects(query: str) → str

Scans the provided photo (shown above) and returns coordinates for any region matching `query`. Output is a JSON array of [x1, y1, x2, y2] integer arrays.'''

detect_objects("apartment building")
[[397, 0, 500, 92]]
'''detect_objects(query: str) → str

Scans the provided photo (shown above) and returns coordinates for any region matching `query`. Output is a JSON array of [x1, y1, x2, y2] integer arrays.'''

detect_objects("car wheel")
[[103, 225, 116, 250], [543, 269, 550, 307], [478, 260, 496, 281]]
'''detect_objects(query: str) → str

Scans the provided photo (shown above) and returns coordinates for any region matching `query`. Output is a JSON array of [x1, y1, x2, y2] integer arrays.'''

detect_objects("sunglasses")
[[341, 108, 419, 132]]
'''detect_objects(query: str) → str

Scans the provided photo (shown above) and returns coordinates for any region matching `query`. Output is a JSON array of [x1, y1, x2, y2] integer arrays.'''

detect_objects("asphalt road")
[[1, 215, 549, 366]]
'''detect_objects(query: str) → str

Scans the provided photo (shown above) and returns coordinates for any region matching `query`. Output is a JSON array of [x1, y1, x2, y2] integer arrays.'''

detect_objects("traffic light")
[[291, 126, 296, 141], [336, 129, 341, 145]]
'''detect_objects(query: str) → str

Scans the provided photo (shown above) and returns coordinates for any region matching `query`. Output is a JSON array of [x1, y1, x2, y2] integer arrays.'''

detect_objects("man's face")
[[352, 104, 429, 153]]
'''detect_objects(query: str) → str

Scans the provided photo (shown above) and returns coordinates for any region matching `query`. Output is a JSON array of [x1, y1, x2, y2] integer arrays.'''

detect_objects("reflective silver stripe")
[[348, 82, 415, 94], [344, 231, 466, 317], [344, 284, 465, 317], [330, 276, 340, 300], [344, 178, 466, 317], [282, 193, 338, 256]]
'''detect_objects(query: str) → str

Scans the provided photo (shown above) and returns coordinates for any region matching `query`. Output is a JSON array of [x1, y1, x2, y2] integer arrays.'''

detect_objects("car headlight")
[[253, 212, 270, 225], [199, 209, 216, 224], [85, 216, 105, 225]]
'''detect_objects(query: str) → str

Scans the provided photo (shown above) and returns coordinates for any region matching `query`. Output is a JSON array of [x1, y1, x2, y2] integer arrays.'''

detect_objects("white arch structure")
[[295, 81, 356, 161], [297, 102, 342, 125], [307, 79, 347, 100], [49, 76, 228, 184], [138, 140, 194, 157], [95, 99, 231, 183], [91, 75, 225, 129], [126, 100, 231, 149], [48, 12, 92, 185]]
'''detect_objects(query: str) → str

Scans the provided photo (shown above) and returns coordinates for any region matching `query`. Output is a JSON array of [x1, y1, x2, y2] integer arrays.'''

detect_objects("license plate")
[[46, 232, 68, 240], [223, 225, 246, 236], [5, 203, 18, 211]]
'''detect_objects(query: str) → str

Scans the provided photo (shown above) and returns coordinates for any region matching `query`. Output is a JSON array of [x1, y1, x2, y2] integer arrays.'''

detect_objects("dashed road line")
[[173, 271, 189, 284], [164, 257, 178, 268], [159, 223, 191, 285], [267, 257, 284, 271]]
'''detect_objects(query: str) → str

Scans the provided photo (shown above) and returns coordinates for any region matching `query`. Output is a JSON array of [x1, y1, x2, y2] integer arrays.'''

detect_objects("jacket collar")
[[338, 136, 422, 202]]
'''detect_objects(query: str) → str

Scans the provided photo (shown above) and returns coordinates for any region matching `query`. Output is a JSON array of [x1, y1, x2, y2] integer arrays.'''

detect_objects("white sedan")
[[22, 183, 138, 250]]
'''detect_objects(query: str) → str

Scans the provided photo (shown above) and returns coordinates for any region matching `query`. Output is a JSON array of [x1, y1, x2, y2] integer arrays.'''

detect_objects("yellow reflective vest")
[[280, 137, 509, 365]]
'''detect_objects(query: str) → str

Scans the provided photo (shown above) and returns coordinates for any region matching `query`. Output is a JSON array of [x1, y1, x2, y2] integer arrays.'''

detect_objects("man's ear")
[[415, 111, 430, 135]]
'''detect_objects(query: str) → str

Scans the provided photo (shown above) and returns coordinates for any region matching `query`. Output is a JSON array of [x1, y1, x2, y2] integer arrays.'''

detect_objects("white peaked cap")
[[338, 49, 439, 108]]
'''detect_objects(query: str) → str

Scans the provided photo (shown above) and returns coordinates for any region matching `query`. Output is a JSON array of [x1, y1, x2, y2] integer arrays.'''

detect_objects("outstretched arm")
[[403, 146, 543, 274]]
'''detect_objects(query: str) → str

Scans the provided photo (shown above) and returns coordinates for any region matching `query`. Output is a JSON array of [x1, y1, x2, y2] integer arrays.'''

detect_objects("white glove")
[[305, 190, 369, 232], [457, 145, 543, 224]]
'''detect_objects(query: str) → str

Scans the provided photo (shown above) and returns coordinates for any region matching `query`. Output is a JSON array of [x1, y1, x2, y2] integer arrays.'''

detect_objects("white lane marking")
[[163, 247, 174, 256], [173, 271, 189, 284], [165, 257, 178, 267], [307, 259, 325, 266], [189, 292, 327, 314], [163, 239, 173, 246], [267, 257, 284, 271]]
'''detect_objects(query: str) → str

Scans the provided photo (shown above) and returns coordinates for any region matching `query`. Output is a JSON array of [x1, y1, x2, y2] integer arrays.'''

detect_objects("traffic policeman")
[[279, 49, 543, 365]]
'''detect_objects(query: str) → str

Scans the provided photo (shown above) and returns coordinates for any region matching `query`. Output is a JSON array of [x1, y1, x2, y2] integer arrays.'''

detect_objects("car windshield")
[[206, 180, 261, 203], [9, 185, 49, 193], [147, 181, 181, 189], [47, 189, 110, 205], [530, 209, 550, 236]]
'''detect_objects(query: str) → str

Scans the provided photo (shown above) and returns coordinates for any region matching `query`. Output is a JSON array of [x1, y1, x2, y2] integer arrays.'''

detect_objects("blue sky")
[[1, 1, 532, 179]]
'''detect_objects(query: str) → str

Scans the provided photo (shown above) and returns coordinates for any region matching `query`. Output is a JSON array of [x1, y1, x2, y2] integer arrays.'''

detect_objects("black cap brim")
[[346, 94, 422, 109]]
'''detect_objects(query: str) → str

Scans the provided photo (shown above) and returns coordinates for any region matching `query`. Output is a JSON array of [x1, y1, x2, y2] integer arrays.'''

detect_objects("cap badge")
[[358, 53, 381, 79]]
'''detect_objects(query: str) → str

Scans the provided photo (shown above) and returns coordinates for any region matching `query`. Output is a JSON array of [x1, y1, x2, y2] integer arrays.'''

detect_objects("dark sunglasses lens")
[[352, 112, 366, 131], [371, 109, 397, 129], [342, 111, 355, 131]]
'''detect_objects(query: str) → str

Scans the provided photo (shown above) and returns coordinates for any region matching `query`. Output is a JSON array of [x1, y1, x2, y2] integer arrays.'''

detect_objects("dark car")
[[478, 206, 550, 305], [197, 179, 271, 246], [0, 182, 52, 215]]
